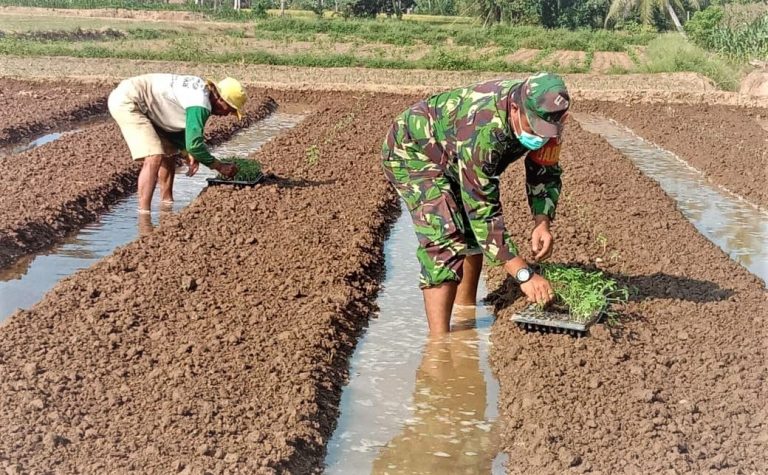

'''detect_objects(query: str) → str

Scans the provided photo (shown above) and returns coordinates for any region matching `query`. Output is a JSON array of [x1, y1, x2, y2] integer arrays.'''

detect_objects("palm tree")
[[605, 0, 701, 33]]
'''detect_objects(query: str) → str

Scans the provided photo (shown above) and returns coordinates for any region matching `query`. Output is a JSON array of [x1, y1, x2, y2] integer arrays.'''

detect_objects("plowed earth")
[[488, 121, 767, 474], [581, 101, 768, 209], [0, 90, 415, 474], [0, 90, 278, 268], [0, 79, 113, 147], [0, 85, 765, 474]]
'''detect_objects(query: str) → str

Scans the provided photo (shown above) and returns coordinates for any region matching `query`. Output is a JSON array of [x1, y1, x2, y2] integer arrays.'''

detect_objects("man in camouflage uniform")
[[382, 72, 570, 333]]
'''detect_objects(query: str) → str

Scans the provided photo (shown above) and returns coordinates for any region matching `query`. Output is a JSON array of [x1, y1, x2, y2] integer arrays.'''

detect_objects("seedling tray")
[[206, 172, 264, 188], [512, 304, 603, 336]]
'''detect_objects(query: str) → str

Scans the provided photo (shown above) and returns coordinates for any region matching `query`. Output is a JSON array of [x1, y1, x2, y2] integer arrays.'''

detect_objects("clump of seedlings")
[[217, 157, 263, 182], [514, 263, 629, 334], [537, 263, 629, 323]]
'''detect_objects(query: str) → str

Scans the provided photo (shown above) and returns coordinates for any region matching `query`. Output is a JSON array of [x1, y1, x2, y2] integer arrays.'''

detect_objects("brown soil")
[[591, 51, 634, 73], [0, 90, 278, 269], [6, 57, 751, 108], [580, 101, 768, 208], [0, 90, 414, 473], [740, 70, 768, 97], [0, 78, 113, 147], [505, 48, 540, 64], [488, 121, 767, 473], [540, 50, 587, 69]]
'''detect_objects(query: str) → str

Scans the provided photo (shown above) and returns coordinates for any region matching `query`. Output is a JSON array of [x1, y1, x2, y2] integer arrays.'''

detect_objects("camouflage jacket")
[[388, 79, 563, 265]]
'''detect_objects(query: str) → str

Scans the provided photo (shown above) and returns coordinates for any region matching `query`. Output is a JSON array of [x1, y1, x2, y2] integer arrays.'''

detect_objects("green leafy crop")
[[218, 157, 263, 182], [537, 263, 628, 323]]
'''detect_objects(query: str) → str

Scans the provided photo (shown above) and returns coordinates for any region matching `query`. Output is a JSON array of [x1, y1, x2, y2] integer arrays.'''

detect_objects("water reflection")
[[0, 112, 305, 321], [576, 114, 768, 283], [324, 206, 506, 474], [372, 306, 498, 474]]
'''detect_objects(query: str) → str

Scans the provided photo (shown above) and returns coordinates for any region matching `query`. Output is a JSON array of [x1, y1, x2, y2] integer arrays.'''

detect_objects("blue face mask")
[[515, 109, 547, 150]]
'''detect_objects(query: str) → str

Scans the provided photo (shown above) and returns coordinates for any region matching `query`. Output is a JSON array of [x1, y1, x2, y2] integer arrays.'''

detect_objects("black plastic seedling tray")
[[206, 173, 264, 188], [512, 304, 603, 336]]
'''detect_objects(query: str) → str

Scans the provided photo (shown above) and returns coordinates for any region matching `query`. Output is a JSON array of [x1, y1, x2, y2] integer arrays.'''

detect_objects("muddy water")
[[0, 112, 304, 322], [576, 114, 768, 283], [0, 115, 107, 158], [324, 205, 507, 474]]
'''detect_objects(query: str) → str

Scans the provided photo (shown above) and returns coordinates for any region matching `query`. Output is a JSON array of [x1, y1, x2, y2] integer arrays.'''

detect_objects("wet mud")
[[0, 91, 414, 473], [488, 122, 767, 473], [0, 78, 113, 147], [580, 101, 768, 209], [0, 92, 278, 268]]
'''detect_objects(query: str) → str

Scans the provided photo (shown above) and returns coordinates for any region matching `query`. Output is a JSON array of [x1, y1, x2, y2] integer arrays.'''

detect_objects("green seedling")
[[306, 145, 320, 166], [217, 157, 263, 182], [536, 263, 629, 324]]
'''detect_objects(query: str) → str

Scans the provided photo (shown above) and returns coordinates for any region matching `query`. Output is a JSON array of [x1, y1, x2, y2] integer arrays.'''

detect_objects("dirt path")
[[488, 122, 767, 473], [0, 90, 414, 474], [5, 56, 765, 107], [0, 90, 277, 269], [0, 78, 112, 147], [582, 101, 768, 209]]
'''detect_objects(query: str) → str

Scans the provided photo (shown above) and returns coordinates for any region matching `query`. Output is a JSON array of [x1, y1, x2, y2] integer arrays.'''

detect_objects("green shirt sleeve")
[[185, 106, 215, 167]]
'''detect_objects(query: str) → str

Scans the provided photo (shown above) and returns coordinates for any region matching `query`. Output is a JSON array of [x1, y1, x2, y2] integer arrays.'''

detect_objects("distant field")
[[0, 5, 747, 89]]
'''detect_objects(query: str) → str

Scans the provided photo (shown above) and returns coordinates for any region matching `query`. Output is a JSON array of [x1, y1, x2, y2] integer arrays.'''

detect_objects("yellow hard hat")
[[216, 77, 247, 120]]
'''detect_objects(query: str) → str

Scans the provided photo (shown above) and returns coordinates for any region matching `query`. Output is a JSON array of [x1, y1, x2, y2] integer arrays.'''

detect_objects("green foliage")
[[413, 0, 457, 16], [218, 158, 263, 182], [0, 0, 268, 21], [641, 33, 741, 90], [686, 6, 768, 60], [685, 6, 725, 45], [538, 263, 629, 323], [305, 145, 319, 166]]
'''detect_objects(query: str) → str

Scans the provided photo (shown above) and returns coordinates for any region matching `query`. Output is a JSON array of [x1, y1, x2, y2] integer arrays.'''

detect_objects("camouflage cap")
[[513, 72, 571, 138]]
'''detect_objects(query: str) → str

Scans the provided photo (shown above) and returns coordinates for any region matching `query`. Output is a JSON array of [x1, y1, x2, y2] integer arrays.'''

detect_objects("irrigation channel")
[[576, 114, 768, 284], [325, 204, 507, 473], [0, 111, 304, 322], [0, 115, 108, 158]]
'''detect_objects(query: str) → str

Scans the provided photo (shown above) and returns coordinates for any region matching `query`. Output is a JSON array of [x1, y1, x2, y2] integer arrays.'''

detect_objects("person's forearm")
[[503, 256, 529, 275]]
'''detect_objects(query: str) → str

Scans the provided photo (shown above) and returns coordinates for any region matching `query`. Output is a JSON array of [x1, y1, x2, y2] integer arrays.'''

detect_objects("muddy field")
[[0, 90, 415, 473], [488, 122, 767, 473], [0, 84, 277, 268], [0, 79, 112, 146], [0, 81, 766, 474], [581, 101, 768, 209]]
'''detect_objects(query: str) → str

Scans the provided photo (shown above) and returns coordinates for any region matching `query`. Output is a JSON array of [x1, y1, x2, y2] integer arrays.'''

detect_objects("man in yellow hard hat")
[[108, 74, 248, 213]]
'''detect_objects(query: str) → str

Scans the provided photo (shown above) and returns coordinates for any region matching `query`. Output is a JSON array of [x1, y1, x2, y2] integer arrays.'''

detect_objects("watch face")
[[517, 268, 531, 282]]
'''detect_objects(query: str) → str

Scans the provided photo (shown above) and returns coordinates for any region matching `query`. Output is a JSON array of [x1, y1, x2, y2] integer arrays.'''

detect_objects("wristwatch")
[[514, 266, 534, 284]]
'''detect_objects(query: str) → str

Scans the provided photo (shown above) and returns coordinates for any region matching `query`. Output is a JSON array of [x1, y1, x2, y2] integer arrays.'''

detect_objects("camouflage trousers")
[[382, 124, 482, 289]]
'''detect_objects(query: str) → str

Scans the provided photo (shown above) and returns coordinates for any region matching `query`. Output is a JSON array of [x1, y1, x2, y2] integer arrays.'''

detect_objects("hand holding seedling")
[[505, 257, 555, 306], [186, 156, 200, 177], [214, 160, 238, 179], [521, 274, 555, 305], [531, 215, 554, 262]]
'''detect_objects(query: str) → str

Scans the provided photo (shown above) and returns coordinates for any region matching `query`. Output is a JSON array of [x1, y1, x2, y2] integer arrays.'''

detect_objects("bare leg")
[[423, 282, 458, 334], [138, 154, 164, 212], [158, 155, 176, 203], [455, 254, 482, 306]]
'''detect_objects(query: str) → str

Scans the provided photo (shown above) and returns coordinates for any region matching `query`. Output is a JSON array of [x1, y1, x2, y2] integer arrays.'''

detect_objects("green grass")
[[640, 33, 743, 91], [0, 37, 592, 73], [218, 158, 262, 181], [250, 17, 655, 50], [538, 263, 629, 323]]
